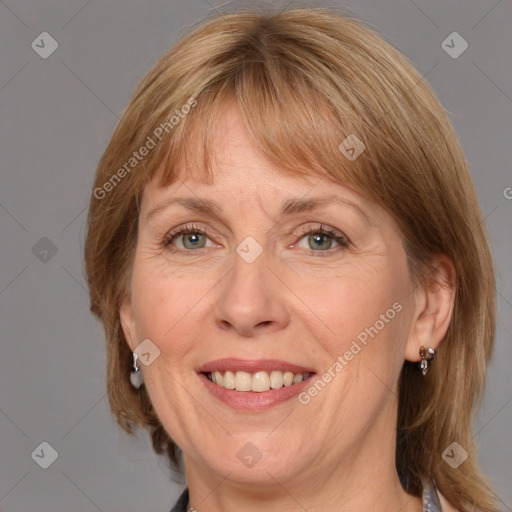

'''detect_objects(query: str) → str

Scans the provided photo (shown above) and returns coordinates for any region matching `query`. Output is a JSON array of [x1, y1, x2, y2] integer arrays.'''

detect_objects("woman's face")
[[120, 104, 422, 490]]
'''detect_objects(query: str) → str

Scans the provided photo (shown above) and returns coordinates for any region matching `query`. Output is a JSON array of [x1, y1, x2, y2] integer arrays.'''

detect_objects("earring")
[[130, 353, 144, 389], [419, 346, 436, 376]]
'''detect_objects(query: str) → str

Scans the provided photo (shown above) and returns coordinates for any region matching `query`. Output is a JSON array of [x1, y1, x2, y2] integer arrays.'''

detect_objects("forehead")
[[141, 167, 380, 235], [142, 103, 361, 211], [141, 102, 384, 230]]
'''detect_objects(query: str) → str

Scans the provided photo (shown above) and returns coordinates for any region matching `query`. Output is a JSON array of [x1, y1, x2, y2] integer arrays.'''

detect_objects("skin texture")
[[120, 104, 456, 512]]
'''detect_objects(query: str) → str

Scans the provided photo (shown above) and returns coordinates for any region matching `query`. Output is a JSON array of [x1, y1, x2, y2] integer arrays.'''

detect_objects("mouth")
[[203, 369, 313, 392], [196, 358, 316, 410]]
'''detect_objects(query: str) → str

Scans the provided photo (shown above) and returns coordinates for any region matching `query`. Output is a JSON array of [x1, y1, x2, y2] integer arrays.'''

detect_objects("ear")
[[405, 254, 456, 362], [119, 293, 137, 353]]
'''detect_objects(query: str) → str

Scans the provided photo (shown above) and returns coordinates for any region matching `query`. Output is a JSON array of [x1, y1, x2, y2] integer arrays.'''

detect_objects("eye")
[[163, 223, 217, 252], [162, 223, 349, 255], [294, 224, 349, 254]]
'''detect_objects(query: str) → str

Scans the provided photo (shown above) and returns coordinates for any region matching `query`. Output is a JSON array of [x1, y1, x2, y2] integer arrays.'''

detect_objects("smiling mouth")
[[203, 370, 313, 392]]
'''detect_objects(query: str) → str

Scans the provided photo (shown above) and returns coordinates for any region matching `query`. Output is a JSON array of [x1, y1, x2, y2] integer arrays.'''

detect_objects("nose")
[[213, 249, 290, 338]]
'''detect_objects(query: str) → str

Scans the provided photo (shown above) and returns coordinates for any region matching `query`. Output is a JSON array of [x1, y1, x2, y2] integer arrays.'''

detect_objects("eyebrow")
[[145, 195, 372, 225]]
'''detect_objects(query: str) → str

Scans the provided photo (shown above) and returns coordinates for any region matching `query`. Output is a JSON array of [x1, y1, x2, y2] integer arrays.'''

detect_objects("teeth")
[[214, 371, 223, 386], [252, 371, 270, 392], [207, 370, 311, 392], [223, 370, 236, 389], [235, 371, 252, 391], [269, 371, 283, 389], [293, 373, 303, 384], [283, 371, 294, 386]]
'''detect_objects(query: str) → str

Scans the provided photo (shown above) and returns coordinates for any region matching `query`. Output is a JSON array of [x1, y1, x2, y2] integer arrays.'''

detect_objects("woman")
[[85, 7, 498, 512]]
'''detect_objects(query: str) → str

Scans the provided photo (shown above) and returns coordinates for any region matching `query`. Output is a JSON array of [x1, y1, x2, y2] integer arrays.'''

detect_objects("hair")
[[84, 7, 497, 511]]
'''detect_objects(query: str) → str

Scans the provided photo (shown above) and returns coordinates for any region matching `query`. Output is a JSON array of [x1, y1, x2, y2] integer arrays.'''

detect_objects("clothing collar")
[[171, 479, 444, 512], [421, 478, 443, 512]]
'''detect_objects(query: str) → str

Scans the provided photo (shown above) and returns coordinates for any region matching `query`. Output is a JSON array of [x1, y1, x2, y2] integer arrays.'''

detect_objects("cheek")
[[129, 265, 198, 348], [312, 264, 410, 368]]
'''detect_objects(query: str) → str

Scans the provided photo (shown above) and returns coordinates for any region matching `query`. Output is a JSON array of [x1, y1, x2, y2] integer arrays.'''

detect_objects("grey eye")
[[178, 232, 208, 249], [306, 233, 335, 250]]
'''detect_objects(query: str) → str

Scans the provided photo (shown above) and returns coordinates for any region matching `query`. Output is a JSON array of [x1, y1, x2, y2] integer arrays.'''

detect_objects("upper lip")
[[197, 358, 315, 374]]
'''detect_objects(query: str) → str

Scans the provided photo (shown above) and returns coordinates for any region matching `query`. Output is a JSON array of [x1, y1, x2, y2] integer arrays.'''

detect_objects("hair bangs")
[[153, 45, 368, 198]]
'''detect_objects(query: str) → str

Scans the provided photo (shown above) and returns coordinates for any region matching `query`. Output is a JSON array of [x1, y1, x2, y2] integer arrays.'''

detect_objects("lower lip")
[[198, 373, 314, 411]]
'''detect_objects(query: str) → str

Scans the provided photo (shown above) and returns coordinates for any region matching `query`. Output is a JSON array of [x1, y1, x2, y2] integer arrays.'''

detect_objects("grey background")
[[0, 0, 511, 511]]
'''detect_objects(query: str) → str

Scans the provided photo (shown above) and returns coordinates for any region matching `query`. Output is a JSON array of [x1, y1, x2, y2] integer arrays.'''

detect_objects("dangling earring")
[[130, 353, 144, 389], [419, 346, 436, 376]]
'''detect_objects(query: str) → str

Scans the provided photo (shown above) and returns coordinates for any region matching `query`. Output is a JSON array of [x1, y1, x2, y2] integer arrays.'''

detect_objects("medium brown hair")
[[85, 7, 497, 511]]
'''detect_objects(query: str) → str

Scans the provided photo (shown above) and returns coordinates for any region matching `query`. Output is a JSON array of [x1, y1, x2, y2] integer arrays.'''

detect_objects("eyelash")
[[162, 223, 350, 256]]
